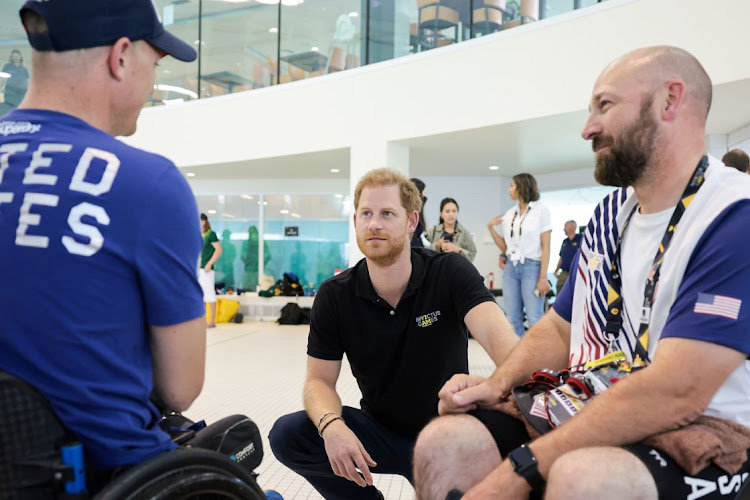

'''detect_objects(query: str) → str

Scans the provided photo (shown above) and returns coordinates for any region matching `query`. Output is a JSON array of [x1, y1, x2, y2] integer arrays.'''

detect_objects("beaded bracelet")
[[318, 416, 344, 437], [317, 411, 338, 430]]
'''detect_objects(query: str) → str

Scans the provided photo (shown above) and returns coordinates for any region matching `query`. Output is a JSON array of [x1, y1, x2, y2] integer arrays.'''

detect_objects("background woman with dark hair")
[[410, 177, 429, 247], [487, 173, 551, 335], [426, 197, 477, 261]]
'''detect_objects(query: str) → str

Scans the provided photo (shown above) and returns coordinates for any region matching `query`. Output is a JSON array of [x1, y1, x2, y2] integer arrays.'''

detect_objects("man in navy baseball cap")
[[20, 0, 197, 62], [0, 0, 212, 490]]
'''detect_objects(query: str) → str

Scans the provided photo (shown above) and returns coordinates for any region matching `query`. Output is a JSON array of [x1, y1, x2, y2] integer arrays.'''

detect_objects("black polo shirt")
[[307, 247, 495, 438]]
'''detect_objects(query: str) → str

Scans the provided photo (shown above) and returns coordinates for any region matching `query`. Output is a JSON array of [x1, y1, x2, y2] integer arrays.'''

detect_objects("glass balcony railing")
[[0, 0, 608, 110]]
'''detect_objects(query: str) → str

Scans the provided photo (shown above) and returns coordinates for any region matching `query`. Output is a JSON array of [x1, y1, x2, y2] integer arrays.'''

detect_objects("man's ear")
[[407, 210, 419, 233], [661, 79, 686, 122], [108, 37, 132, 81]]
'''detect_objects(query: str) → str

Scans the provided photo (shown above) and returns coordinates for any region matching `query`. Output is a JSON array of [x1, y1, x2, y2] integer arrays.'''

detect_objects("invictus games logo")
[[0, 121, 42, 136], [416, 310, 441, 328]]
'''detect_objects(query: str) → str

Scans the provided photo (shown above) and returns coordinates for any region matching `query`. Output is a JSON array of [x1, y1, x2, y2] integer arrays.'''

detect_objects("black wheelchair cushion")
[[190, 414, 264, 473], [0, 371, 75, 499]]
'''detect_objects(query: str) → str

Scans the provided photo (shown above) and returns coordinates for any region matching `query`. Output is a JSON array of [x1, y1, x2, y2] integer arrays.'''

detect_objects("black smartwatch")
[[508, 444, 545, 491]]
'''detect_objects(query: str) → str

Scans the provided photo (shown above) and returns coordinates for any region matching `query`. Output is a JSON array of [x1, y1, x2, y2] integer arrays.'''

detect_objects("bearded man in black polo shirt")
[[269, 168, 519, 499]]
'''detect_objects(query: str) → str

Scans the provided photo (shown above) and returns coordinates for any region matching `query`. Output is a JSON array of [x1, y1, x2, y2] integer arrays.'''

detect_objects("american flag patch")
[[693, 293, 742, 320]]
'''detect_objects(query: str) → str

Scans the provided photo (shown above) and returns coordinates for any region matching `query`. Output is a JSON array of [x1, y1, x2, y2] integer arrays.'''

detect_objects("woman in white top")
[[487, 173, 552, 336]]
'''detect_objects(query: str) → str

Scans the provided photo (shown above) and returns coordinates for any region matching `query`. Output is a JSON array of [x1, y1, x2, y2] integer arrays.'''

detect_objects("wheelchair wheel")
[[132, 470, 262, 499], [94, 448, 265, 500]]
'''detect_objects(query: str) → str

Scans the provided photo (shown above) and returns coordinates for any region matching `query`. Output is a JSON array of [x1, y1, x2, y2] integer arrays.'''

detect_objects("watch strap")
[[508, 444, 545, 491]]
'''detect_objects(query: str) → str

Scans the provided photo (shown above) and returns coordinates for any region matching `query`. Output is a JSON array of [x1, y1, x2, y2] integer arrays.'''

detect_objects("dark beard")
[[594, 97, 658, 187]]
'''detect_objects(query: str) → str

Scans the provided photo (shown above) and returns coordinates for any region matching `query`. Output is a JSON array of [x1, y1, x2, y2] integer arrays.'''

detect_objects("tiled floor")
[[184, 322, 497, 500]]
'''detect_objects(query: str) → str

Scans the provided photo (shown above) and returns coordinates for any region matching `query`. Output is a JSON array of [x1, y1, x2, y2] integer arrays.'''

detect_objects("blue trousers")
[[503, 258, 545, 336], [269, 407, 415, 500]]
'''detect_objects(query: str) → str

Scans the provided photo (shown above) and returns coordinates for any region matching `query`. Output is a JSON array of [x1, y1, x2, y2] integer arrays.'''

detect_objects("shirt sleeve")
[[660, 201, 750, 355], [135, 164, 204, 327], [552, 249, 580, 322], [307, 281, 345, 360], [539, 204, 552, 233], [447, 253, 495, 320], [209, 231, 219, 244]]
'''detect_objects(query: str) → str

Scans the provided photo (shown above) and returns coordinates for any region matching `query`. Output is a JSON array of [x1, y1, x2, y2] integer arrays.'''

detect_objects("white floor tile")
[[185, 322, 496, 500]]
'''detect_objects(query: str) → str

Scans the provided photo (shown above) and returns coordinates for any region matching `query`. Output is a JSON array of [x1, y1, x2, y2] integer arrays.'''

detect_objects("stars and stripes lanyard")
[[604, 155, 709, 363]]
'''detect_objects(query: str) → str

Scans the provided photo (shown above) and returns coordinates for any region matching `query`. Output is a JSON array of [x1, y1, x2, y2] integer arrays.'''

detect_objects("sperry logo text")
[[0, 121, 41, 136]]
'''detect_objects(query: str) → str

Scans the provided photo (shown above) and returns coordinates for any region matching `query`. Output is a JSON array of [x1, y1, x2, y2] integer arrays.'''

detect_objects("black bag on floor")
[[278, 303, 311, 325]]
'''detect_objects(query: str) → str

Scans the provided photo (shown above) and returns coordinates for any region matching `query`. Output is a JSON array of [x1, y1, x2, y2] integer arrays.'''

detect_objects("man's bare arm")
[[150, 316, 206, 412], [303, 356, 344, 426], [440, 309, 570, 413], [464, 301, 518, 368], [304, 355, 378, 487]]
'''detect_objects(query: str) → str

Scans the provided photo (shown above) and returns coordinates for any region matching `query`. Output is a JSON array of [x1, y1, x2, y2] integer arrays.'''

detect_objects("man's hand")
[[322, 420, 377, 487], [554, 268, 562, 277], [438, 374, 506, 415], [463, 460, 531, 500]]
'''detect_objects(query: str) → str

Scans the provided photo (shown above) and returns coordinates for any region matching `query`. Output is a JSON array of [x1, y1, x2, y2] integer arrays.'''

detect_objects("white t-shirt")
[[619, 207, 673, 330], [501, 201, 552, 263]]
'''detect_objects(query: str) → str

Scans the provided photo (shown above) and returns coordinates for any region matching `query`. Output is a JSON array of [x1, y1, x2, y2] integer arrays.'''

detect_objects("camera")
[[442, 231, 454, 242]]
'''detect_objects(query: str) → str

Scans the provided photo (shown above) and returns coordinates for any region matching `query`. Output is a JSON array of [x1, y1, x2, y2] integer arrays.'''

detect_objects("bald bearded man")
[[411, 46, 750, 500]]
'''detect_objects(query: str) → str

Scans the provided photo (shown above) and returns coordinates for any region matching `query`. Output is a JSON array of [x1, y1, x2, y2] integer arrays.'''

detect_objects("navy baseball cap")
[[20, 0, 197, 62]]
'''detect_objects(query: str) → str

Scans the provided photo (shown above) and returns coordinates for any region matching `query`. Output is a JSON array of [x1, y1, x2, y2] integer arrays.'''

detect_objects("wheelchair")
[[0, 371, 267, 499]]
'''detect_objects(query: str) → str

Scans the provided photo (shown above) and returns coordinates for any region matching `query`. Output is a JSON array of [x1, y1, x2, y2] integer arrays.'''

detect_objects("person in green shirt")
[[200, 213, 222, 327]]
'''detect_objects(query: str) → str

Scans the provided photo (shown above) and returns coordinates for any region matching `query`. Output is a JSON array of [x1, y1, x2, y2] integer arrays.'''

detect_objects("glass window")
[[150, 0, 200, 106], [370, 0, 470, 60], [196, 194, 262, 293], [0, 1, 31, 115], [200, 1, 278, 95], [279, 0, 363, 83], [543, 0, 574, 18], [263, 194, 349, 290]]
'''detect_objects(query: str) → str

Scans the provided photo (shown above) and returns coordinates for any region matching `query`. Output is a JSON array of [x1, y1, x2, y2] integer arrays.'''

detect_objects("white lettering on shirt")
[[0, 143, 27, 184], [69, 147, 120, 196], [62, 202, 111, 257], [23, 143, 72, 186], [16, 192, 59, 248]]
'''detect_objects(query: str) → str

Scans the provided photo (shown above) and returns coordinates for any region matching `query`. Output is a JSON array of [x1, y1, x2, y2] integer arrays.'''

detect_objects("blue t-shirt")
[[558, 233, 581, 272], [554, 201, 750, 357], [0, 110, 204, 469]]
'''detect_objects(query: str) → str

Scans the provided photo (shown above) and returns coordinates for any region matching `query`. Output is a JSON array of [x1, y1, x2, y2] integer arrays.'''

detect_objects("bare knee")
[[546, 447, 657, 500], [413, 414, 501, 500]]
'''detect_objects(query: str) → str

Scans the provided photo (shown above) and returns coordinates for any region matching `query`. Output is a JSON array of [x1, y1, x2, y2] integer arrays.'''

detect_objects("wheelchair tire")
[[94, 448, 265, 500], [133, 471, 262, 499]]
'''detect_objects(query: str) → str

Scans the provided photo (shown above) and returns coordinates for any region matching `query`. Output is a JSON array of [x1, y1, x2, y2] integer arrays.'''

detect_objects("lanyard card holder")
[[512, 355, 646, 435]]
